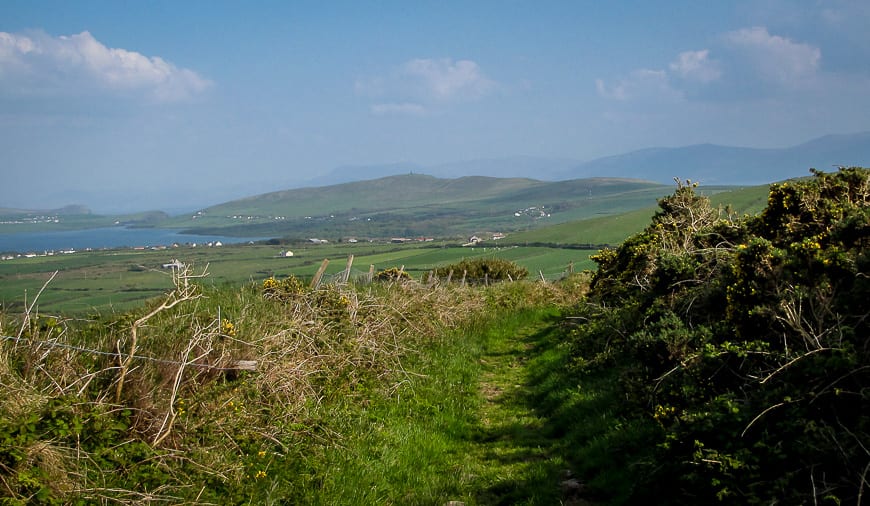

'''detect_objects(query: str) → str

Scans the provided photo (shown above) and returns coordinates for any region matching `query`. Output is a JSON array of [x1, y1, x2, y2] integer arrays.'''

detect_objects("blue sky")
[[1, 1, 869, 212]]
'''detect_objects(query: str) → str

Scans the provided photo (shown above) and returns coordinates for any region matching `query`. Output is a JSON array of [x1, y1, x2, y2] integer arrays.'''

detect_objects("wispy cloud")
[[598, 26, 824, 103], [370, 102, 427, 116], [0, 30, 212, 102], [357, 57, 496, 115], [401, 58, 494, 101], [595, 69, 677, 101], [723, 26, 820, 84], [669, 50, 721, 83]]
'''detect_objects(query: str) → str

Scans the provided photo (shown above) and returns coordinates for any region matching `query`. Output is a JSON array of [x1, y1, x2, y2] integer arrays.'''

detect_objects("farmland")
[[0, 182, 773, 314], [0, 241, 595, 314]]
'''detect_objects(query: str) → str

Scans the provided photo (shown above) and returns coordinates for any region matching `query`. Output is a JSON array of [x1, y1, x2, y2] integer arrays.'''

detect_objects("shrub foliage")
[[572, 168, 870, 504], [430, 257, 529, 284]]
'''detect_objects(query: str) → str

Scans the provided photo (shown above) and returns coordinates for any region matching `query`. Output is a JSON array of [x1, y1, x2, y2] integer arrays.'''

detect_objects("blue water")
[[0, 227, 265, 253]]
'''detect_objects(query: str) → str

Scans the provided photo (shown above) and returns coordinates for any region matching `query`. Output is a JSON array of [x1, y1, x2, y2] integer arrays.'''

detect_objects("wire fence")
[[319, 267, 573, 286], [0, 334, 244, 371]]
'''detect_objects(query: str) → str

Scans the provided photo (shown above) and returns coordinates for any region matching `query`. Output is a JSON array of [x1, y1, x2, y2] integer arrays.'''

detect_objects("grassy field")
[[500, 183, 771, 246], [0, 183, 771, 315], [0, 241, 596, 314]]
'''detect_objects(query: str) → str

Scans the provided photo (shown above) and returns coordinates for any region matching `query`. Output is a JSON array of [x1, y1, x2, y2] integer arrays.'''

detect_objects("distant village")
[[0, 215, 62, 225], [0, 240, 226, 261]]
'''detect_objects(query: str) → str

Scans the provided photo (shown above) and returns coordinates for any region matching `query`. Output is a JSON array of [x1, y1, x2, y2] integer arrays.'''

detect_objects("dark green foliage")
[[431, 257, 529, 284], [375, 266, 412, 281], [573, 168, 870, 504]]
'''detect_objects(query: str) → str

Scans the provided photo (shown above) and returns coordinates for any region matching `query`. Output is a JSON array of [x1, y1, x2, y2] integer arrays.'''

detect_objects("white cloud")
[[357, 57, 496, 115], [401, 58, 494, 101], [0, 30, 211, 102], [669, 50, 721, 83], [370, 102, 427, 116], [596, 69, 676, 101], [723, 26, 820, 84]]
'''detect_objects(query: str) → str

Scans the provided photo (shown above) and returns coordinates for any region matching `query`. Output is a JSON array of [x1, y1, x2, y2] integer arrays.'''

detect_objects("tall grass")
[[0, 267, 588, 503]]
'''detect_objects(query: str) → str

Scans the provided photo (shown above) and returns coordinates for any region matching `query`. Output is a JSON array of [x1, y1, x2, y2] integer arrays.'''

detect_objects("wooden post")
[[539, 270, 546, 282], [342, 254, 354, 284], [461, 270, 467, 286], [368, 264, 375, 284], [446, 269, 453, 283], [310, 259, 330, 289], [568, 261, 574, 274]]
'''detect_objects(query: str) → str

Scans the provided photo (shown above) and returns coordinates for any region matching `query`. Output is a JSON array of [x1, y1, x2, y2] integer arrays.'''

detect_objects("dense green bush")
[[429, 257, 529, 284], [375, 266, 412, 282], [573, 168, 869, 504]]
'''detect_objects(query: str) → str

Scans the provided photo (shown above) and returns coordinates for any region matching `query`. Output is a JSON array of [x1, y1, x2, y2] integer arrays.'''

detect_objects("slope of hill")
[[501, 183, 771, 247], [165, 174, 674, 238]]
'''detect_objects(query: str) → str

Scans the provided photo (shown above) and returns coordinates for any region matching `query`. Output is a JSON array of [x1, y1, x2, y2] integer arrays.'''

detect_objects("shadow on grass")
[[467, 313, 658, 505]]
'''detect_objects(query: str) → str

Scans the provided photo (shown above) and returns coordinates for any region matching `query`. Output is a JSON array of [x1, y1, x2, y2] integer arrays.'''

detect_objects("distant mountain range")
[[306, 131, 870, 187], [558, 131, 870, 184], [0, 204, 92, 216], [6, 131, 869, 218]]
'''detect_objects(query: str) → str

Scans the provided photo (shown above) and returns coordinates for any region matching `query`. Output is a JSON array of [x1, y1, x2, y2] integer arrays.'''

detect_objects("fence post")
[[310, 259, 330, 289], [342, 254, 354, 284]]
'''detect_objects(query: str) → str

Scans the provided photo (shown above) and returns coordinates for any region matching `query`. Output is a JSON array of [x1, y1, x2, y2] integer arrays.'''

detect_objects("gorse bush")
[[375, 266, 412, 282], [429, 257, 529, 284], [572, 167, 870, 504], [262, 274, 306, 301]]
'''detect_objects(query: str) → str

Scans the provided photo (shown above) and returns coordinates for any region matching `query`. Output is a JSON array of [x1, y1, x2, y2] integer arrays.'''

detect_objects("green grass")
[[156, 176, 673, 238], [283, 305, 585, 505], [0, 242, 595, 314], [500, 183, 771, 247]]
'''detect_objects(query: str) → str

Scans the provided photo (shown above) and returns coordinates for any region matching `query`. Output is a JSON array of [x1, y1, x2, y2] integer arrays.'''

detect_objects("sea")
[[0, 227, 265, 254]]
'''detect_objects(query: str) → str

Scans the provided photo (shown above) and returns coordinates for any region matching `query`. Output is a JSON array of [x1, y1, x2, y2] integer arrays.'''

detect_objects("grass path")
[[463, 309, 584, 505], [297, 306, 604, 505]]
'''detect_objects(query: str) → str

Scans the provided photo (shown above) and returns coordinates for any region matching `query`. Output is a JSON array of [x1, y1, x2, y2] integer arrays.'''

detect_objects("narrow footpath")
[[454, 309, 590, 505]]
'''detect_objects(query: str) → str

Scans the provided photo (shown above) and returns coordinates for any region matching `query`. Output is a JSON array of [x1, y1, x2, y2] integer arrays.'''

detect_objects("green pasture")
[[502, 183, 771, 246], [0, 241, 596, 315]]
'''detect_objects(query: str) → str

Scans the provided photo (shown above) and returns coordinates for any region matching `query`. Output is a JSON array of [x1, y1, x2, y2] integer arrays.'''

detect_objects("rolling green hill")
[[165, 174, 678, 238], [499, 183, 771, 246]]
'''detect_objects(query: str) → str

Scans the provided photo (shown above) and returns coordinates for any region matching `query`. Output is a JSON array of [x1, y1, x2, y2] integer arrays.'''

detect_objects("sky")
[[1, 0, 869, 213]]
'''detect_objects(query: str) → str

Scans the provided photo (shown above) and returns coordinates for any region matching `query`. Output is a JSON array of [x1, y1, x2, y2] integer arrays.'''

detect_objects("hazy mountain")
[[307, 156, 578, 186], [303, 162, 426, 187], [558, 132, 870, 184], [426, 156, 580, 179], [0, 204, 91, 216], [308, 133, 870, 189]]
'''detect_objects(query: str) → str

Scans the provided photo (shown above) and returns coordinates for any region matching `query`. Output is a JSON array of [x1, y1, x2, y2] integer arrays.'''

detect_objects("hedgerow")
[[571, 168, 870, 504]]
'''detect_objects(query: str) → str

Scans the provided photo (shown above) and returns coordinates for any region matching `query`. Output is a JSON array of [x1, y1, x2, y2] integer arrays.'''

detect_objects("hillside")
[[500, 183, 771, 246], [165, 174, 675, 238], [0, 208, 170, 233]]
